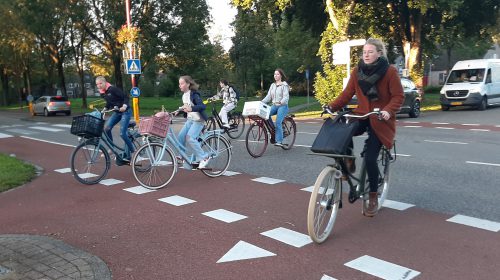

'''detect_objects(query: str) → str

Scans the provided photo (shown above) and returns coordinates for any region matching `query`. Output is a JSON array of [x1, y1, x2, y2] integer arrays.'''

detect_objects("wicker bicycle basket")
[[70, 115, 105, 138]]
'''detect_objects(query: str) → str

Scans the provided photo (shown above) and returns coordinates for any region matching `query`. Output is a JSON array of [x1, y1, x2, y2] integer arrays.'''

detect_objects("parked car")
[[32, 95, 71, 116], [346, 77, 422, 118]]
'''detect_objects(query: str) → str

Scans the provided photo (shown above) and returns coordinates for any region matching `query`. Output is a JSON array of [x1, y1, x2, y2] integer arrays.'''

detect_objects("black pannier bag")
[[310, 116, 359, 155]]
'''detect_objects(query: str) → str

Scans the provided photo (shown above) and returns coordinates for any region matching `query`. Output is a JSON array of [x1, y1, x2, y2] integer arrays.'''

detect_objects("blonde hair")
[[365, 38, 387, 59], [179, 75, 199, 91]]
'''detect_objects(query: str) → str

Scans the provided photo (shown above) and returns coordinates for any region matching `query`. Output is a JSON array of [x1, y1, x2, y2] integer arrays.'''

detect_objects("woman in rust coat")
[[328, 38, 404, 217]]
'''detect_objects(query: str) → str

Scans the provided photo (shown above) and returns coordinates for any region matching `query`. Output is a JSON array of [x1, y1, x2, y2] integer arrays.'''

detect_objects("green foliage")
[[0, 153, 36, 192]]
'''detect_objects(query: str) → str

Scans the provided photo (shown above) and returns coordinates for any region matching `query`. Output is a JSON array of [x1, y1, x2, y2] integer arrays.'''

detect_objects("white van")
[[440, 59, 500, 111]]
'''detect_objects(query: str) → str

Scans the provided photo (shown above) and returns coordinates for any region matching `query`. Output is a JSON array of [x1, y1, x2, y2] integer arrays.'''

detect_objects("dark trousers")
[[348, 119, 382, 192]]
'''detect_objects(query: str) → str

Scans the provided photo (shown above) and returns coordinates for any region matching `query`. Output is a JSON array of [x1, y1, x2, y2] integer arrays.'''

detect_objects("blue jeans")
[[104, 108, 134, 159], [177, 119, 207, 162], [269, 104, 288, 143]]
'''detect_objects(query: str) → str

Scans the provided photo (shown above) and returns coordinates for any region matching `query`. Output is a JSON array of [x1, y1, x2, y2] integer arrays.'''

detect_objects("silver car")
[[32, 95, 71, 116]]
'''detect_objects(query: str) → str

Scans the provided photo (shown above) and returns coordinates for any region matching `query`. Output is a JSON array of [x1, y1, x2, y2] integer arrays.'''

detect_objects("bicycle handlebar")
[[322, 105, 382, 120]]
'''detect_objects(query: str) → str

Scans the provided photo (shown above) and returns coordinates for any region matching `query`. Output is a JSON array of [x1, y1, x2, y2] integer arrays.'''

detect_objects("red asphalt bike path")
[[0, 136, 499, 279]]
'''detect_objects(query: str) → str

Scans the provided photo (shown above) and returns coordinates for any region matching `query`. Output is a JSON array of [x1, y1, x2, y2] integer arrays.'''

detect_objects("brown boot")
[[364, 192, 379, 217]]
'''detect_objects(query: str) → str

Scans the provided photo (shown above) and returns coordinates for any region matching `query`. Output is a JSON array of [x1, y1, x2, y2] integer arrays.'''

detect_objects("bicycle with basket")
[[69, 107, 143, 185], [131, 108, 232, 190]]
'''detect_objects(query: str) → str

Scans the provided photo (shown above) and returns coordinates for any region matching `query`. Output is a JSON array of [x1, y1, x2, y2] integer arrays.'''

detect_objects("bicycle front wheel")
[[245, 122, 268, 158], [307, 166, 343, 243], [200, 134, 232, 177], [70, 138, 110, 185], [281, 117, 296, 150], [227, 113, 245, 139], [132, 142, 177, 190]]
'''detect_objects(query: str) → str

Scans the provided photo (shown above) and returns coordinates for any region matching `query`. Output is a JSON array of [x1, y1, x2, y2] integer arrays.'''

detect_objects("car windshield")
[[49, 96, 68, 102], [447, 69, 485, 83]]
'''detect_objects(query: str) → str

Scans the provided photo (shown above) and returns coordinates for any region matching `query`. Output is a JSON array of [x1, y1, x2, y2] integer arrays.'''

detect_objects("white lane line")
[[447, 214, 500, 232], [435, 127, 455, 130], [216, 241, 276, 263], [123, 186, 156, 194], [252, 177, 285, 185], [403, 125, 422, 128], [462, 123, 480, 126], [260, 227, 312, 248], [0, 133, 13, 138], [223, 171, 241, 176], [382, 199, 415, 211], [29, 126, 64, 132], [395, 153, 411, 157], [52, 124, 71, 128], [294, 144, 312, 148], [495, 125, 500, 128], [321, 275, 338, 280], [432, 122, 450, 125], [469, 128, 490, 132], [402, 121, 420, 124], [424, 140, 468, 145], [345, 255, 421, 280], [20, 136, 76, 147], [202, 209, 247, 223], [158, 195, 196, 206], [466, 161, 500, 167], [297, 131, 317, 135]]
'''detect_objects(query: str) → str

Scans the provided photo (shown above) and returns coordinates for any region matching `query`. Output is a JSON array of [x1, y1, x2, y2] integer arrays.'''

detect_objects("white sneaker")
[[222, 123, 231, 129], [198, 158, 210, 169]]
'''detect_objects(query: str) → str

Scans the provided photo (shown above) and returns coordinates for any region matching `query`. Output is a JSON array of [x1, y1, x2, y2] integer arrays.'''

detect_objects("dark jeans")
[[348, 119, 382, 192], [104, 108, 135, 159]]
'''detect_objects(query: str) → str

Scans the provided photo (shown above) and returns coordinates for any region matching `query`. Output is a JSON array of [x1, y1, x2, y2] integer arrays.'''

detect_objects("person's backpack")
[[229, 86, 240, 101]]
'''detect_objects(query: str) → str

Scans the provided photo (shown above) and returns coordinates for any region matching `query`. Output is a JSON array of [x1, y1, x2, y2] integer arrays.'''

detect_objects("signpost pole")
[[125, 0, 140, 123]]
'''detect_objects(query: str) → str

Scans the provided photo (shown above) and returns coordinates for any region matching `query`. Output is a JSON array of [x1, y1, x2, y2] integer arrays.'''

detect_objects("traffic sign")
[[130, 87, 141, 97], [126, 59, 141, 74]]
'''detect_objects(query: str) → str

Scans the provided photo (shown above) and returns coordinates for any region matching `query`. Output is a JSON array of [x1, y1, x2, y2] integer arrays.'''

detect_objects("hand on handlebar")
[[380, 110, 391, 121]]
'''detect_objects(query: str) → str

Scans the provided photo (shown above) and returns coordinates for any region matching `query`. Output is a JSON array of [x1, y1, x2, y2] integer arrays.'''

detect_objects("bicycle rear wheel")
[[245, 122, 268, 158], [307, 166, 343, 243], [200, 134, 232, 177], [281, 117, 296, 150], [227, 113, 245, 139], [132, 142, 176, 190], [362, 148, 391, 214], [70, 138, 110, 185]]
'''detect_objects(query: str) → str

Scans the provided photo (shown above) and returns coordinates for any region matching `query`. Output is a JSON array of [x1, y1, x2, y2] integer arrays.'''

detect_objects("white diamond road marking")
[[435, 127, 454, 130], [260, 227, 312, 248], [403, 125, 422, 128], [0, 133, 13, 138], [345, 255, 421, 280], [202, 209, 247, 223], [6, 128, 36, 135], [462, 123, 480, 126], [469, 128, 490, 132], [124, 186, 156, 194], [223, 171, 241, 176], [424, 140, 468, 145], [251, 177, 285, 185], [432, 122, 449, 125], [158, 195, 196, 206], [29, 126, 64, 132], [54, 168, 72, 173], [321, 275, 338, 280], [52, 124, 72, 128], [466, 161, 500, 167], [216, 240, 276, 263], [99, 179, 124, 186], [382, 199, 415, 211], [301, 186, 333, 195], [447, 214, 500, 232], [78, 173, 98, 179]]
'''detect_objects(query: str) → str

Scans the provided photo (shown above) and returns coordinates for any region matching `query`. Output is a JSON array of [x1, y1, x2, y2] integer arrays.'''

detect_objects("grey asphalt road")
[[2, 106, 500, 223]]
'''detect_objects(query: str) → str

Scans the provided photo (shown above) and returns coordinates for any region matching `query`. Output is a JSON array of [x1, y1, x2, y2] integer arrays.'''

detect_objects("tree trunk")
[[112, 52, 124, 90], [57, 58, 67, 96], [0, 66, 8, 106]]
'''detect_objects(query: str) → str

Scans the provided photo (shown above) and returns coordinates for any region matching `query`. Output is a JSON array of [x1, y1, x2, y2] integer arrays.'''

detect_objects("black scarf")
[[357, 56, 389, 101]]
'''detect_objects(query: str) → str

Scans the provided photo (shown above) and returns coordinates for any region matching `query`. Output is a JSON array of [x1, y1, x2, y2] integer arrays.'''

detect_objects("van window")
[[447, 69, 485, 83]]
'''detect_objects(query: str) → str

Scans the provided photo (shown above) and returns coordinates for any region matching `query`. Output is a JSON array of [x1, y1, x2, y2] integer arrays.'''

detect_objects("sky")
[[206, 0, 237, 52]]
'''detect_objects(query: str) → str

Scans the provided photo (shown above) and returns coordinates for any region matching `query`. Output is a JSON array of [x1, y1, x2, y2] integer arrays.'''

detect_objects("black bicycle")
[[307, 108, 395, 243], [203, 99, 246, 139]]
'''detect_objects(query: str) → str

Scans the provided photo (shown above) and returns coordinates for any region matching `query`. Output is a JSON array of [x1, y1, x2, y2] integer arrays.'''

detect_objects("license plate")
[[451, 102, 462, 106], [347, 104, 358, 109]]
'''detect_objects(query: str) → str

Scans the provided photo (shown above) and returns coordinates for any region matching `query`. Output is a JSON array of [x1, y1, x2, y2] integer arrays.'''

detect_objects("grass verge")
[[0, 153, 36, 193]]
